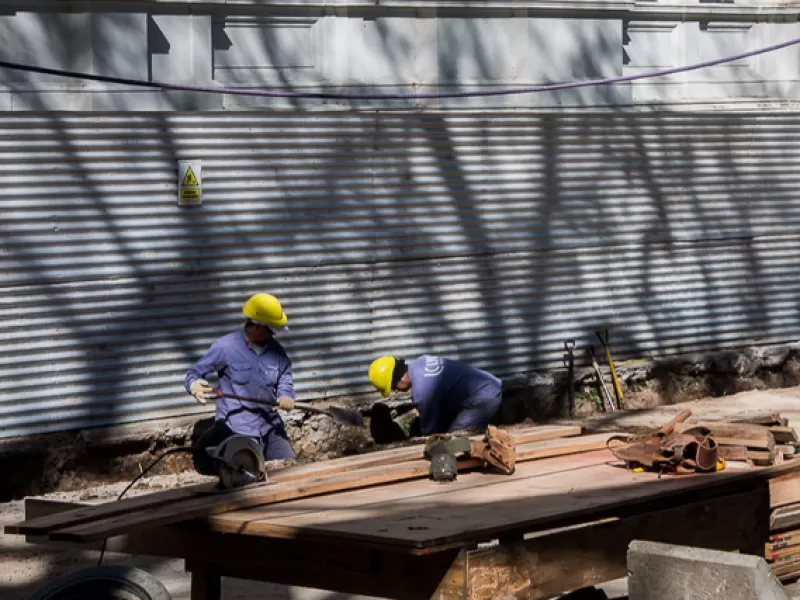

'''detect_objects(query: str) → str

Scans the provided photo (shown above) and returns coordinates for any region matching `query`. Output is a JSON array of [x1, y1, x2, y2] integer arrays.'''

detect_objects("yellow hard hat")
[[369, 356, 396, 398], [242, 293, 288, 331]]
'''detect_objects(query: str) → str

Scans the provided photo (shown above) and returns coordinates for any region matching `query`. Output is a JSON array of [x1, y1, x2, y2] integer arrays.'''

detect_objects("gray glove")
[[189, 379, 215, 405]]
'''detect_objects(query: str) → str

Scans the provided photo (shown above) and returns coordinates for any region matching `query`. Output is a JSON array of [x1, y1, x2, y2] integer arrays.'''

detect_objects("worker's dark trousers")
[[192, 420, 236, 475], [192, 418, 297, 474]]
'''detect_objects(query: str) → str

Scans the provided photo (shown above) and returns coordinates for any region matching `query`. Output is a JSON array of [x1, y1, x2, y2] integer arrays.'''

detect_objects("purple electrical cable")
[[1, 35, 799, 101]]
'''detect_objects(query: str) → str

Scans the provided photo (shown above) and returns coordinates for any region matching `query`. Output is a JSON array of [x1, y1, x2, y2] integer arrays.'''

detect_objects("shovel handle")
[[211, 387, 277, 407], [211, 387, 334, 417]]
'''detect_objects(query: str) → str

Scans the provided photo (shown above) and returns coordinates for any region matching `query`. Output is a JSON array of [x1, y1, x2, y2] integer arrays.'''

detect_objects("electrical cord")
[[97, 446, 194, 566], [1, 34, 800, 101]]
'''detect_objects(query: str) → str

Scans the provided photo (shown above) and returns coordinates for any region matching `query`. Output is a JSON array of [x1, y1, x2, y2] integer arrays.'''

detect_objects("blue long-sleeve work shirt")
[[184, 329, 295, 438], [408, 355, 502, 435]]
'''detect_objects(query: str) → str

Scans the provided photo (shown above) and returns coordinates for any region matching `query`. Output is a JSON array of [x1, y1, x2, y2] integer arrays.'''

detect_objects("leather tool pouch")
[[470, 425, 517, 475], [607, 413, 719, 475]]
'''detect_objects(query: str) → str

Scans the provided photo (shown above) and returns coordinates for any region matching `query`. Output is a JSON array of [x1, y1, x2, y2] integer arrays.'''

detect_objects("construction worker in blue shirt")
[[368, 354, 502, 436], [185, 293, 297, 474]]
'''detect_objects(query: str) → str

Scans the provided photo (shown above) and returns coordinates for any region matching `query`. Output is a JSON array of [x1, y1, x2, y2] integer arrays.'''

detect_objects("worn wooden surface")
[[465, 484, 769, 600], [18, 484, 772, 600], [5, 424, 581, 538], [10, 431, 605, 543], [14, 461, 791, 600], [204, 449, 779, 552]]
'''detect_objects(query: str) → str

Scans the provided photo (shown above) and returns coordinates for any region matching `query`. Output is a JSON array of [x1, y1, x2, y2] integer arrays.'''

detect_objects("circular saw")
[[207, 435, 267, 490]]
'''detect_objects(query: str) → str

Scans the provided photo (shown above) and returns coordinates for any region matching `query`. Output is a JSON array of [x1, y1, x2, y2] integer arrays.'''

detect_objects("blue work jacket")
[[185, 328, 295, 438]]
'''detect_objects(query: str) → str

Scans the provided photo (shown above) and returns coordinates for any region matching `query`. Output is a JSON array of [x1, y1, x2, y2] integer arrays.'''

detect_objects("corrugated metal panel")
[[2, 110, 800, 438]]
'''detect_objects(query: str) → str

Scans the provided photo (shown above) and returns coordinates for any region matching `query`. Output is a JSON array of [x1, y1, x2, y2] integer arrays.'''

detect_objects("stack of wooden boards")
[[5, 424, 619, 544], [617, 410, 800, 580], [680, 413, 799, 468], [766, 416, 800, 582]]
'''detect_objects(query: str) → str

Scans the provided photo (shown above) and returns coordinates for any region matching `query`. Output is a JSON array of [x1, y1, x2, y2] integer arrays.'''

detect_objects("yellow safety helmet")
[[242, 293, 288, 331], [369, 356, 396, 398]]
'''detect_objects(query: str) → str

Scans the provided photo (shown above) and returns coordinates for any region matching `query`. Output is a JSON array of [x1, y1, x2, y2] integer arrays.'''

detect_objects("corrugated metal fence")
[[2, 110, 799, 438]]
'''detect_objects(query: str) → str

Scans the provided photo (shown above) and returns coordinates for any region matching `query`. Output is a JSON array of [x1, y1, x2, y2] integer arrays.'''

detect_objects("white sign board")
[[178, 160, 202, 206]]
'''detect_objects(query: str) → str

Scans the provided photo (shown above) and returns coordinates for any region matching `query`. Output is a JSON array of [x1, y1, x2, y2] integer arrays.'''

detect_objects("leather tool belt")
[[606, 410, 720, 475]]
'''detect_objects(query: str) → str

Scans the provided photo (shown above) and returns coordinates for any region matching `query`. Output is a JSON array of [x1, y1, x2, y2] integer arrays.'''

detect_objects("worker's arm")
[[414, 384, 442, 436], [275, 354, 296, 410], [417, 403, 441, 436], [184, 341, 227, 396]]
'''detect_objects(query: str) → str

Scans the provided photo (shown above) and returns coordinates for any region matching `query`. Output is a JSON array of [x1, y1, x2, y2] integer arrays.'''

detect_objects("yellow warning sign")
[[178, 160, 202, 207], [182, 166, 198, 187]]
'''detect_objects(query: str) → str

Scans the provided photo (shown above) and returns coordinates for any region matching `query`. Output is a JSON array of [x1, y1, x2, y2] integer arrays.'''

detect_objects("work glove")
[[189, 379, 215, 405], [277, 396, 295, 411]]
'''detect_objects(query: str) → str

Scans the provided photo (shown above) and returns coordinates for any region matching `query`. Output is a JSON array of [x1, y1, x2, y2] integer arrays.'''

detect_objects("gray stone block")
[[628, 540, 789, 600]]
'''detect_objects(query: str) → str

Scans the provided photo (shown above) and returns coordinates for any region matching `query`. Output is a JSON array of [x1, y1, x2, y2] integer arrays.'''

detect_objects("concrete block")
[[628, 540, 789, 600]]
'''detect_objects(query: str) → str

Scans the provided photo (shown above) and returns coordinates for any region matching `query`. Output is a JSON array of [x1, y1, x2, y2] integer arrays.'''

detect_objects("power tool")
[[205, 435, 267, 490]]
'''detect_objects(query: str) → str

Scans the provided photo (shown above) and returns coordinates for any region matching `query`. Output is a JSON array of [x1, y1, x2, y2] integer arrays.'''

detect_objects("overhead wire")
[[0, 34, 799, 102]]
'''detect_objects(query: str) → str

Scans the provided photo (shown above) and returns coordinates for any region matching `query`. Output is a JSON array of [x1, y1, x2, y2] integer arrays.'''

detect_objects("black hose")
[[97, 446, 194, 566]]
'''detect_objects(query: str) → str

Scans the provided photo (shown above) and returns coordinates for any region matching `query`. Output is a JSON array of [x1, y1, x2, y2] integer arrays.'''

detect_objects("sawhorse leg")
[[187, 560, 221, 600]]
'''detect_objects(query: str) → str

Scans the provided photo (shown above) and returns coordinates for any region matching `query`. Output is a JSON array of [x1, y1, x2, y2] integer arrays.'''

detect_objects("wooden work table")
[[19, 449, 780, 600]]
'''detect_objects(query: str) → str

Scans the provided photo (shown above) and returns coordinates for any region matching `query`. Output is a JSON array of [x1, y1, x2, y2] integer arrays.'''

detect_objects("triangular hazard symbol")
[[182, 166, 198, 186]]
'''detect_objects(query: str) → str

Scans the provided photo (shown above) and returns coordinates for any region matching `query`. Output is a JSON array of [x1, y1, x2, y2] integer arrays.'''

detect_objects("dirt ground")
[[8, 384, 800, 599]]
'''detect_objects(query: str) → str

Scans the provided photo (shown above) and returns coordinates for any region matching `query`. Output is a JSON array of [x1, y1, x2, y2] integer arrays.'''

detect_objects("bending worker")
[[368, 354, 502, 435], [185, 293, 297, 473]]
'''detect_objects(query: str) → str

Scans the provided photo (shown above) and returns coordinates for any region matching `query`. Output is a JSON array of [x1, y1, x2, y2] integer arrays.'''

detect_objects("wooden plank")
[[44, 433, 613, 544], [465, 485, 769, 600], [575, 408, 789, 435], [24, 498, 90, 520], [770, 472, 800, 508], [771, 426, 800, 445], [731, 414, 787, 427], [171, 433, 615, 533], [676, 421, 776, 452], [45, 460, 431, 542], [205, 451, 775, 552], [772, 556, 800, 578], [210, 436, 618, 535], [270, 424, 582, 483], [767, 538, 800, 554], [750, 450, 780, 467], [770, 528, 800, 543], [5, 424, 580, 536], [3, 482, 214, 535], [772, 504, 800, 532], [719, 446, 750, 461], [767, 545, 800, 561]]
